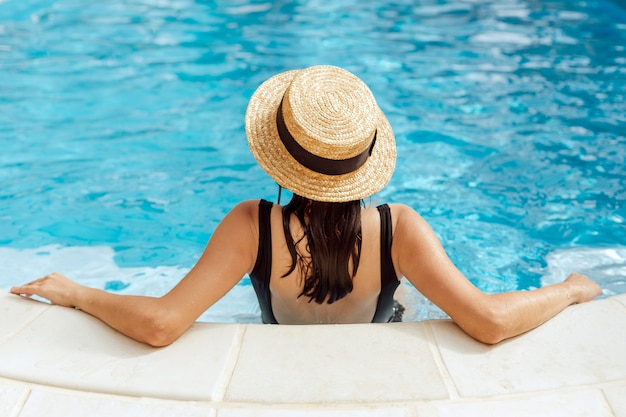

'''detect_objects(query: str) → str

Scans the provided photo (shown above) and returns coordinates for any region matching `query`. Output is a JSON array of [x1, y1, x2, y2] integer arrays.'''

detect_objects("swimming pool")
[[1, 0, 625, 322]]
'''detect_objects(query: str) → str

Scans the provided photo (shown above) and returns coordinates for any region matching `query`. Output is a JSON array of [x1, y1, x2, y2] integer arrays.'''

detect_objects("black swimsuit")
[[249, 199, 400, 324]]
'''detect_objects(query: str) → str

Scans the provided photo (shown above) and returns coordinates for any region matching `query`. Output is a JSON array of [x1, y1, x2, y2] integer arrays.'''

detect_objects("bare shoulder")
[[230, 199, 261, 215], [385, 203, 446, 266], [387, 203, 417, 216], [198, 200, 262, 273], [215, 200, 261, 240], [363, 203, 431, 234], [387, 203, 431, 233], [224, 200, 259, 223]]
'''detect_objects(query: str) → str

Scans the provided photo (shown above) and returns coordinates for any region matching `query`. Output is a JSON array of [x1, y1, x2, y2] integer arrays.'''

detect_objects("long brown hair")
[[281, 194, 362, 304]]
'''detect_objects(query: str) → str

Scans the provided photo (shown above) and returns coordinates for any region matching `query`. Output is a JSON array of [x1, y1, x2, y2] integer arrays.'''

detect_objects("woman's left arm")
[[11, 200, 259, 346], [391, 204, 603, 344]]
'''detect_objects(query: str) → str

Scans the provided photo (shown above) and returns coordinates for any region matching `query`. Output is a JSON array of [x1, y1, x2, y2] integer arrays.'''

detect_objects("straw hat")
[[245, 65, 396, 202]]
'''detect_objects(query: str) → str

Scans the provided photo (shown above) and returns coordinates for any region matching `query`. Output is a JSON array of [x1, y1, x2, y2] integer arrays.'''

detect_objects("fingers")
[[11, 280, 41, 294], [12, 279, 44, 293], [10, 272, 62, 295], [565, 272, 603, 302], [10, 286, 26, 295], [10, 285, 36, 297]]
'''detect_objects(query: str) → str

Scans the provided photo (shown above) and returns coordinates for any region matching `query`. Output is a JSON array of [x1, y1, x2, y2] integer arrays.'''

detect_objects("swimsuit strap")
[[250, 199, 279, 324], [372, 204, 400, 323]]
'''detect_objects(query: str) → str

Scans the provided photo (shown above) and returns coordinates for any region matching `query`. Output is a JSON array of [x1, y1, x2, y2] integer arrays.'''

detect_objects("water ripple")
[[0, 0, 625, 294]]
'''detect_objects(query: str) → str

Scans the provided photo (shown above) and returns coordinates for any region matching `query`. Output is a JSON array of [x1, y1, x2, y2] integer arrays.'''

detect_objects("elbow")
[[459, 304, 509, 345], [144, 331, 177, 348], [473, 326, 506, 345], [141, 310, 183, 347]]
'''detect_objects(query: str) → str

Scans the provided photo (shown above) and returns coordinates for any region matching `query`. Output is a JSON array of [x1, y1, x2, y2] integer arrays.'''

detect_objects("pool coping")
[[1, 290, 625, 416]]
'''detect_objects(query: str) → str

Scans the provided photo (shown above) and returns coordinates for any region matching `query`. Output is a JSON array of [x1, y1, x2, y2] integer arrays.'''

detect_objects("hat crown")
[[244, 65, 396, 202], [281, 66, 378, 161]]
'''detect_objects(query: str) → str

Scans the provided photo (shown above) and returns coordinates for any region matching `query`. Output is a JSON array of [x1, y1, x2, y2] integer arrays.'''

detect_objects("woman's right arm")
[[391, 204, 602, 344], [11, 272, 181, 346], [11, 200, 260, 347]]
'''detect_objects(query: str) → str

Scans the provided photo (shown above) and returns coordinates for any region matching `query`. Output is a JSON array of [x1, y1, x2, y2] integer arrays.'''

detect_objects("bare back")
[[255, 202, 400, 324]]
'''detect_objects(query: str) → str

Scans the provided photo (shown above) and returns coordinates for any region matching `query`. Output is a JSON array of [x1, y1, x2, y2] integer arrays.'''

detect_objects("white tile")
[[430, 298, 626, 397], [613, 293, 626, 308], [227, 322, 448, 403], [415, 389, 613, 417], [0, 291, 49, 343], [19, 389, 214, 417], [217, 406, 410, 417], [0, 304, 239, 400], [603, 384, 626, 417], [0, 381, 27, 417]]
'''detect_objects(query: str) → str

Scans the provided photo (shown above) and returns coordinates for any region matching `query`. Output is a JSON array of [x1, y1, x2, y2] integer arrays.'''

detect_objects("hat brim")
[[245, 69, 396, 202]]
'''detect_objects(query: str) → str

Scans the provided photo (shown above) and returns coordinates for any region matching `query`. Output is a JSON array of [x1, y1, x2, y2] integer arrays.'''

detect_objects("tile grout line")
[[598, 387, 619, 417], [9, 387, 31, 417], [211, 324, 247, 403], [406, 401, 421, 417], [0, 302, 50, 345], [423, 322, 461, 400], [608, 297, 626, 313]]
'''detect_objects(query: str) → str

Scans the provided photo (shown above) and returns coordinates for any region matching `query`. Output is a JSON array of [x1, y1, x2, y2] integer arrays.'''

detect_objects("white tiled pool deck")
[[1, 290, 625, 417]]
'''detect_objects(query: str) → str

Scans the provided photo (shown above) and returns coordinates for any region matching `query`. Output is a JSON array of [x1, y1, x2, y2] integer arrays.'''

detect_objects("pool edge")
[[1, 291, 625, 416]]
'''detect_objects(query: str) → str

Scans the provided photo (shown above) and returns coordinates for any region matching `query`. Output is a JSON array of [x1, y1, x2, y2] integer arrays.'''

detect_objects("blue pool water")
[[1, 0, 625, 322]]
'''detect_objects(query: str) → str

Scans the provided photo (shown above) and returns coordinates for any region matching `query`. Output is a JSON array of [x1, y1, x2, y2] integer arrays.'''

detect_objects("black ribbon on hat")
[[276, 99, 376, 176]]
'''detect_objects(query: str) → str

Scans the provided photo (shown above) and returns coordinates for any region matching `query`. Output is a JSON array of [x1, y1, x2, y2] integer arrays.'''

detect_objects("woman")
[[11, 65, 602, 346]]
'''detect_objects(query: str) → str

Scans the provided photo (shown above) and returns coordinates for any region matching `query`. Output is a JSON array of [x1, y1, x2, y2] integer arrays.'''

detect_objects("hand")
[[11, 272, 81, 308], [563, 272, 603, 304]]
